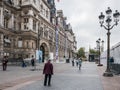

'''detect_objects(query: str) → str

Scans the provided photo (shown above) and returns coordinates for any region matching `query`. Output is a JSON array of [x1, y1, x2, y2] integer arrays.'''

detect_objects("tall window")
[[24, 25, 28, 29], [19, 0, 22, 5], [13, 39, 16, 47], [44, 30, 48, 38], [46, 10, 48, 18], [40, 28, 43, 38], [24, 18, 28, 30], [26, 41, 29, 48], [33, 20, 36, 31], [40, 5, 43, 14], [4, 18, 9, 28], [49, 30, 53, 41], [32, 42, 34, 48], [14, 21, 16, 30], [24, 18, 29, 23], [43, 9, 45, 15], [19, 22, 21, 30]]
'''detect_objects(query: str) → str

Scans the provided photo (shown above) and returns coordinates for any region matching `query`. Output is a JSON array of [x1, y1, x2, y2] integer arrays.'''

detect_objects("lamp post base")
[[103, 71, 113, 77], [97, 64, 103, 66]]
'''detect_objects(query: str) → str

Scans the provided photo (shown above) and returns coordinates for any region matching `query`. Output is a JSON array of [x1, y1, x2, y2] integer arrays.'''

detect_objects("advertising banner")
[[36, 50, 43, 63], [49, 52, 53, 60]]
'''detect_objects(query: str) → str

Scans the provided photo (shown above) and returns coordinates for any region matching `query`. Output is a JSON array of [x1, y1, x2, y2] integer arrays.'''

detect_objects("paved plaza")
[[0, 62, 120, 90]]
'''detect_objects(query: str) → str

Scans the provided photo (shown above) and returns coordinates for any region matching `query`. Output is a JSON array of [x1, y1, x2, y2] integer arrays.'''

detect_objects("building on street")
[[0, 0, 77, 63]]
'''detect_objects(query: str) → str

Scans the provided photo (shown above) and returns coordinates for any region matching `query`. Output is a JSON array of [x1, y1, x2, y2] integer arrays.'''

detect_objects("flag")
[[55, 25, 59, 60]]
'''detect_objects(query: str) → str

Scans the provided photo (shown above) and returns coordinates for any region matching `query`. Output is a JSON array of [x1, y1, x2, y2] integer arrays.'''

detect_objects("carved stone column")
[[0, 7, 3, 26]]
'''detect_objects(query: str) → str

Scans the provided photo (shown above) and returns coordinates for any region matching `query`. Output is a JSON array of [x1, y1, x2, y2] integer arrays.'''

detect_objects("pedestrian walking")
[[43, 60, 53, 86], [78, 58, 82, 70], [21, 58, 26, 68], [72, 59, 74, 66], [2, 56, 8, 71], [75, 59, 78, 67], [31, 56, 35, 70], [110, 57, 114, 70]]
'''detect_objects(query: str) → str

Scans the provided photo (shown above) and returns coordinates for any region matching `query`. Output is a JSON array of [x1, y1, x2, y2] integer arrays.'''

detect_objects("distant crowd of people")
[[1, 55, 115, 87], [72, 58, 82, 70]]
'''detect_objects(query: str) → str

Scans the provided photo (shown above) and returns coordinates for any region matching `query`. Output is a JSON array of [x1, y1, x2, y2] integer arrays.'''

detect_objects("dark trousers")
[[72, 62, 74, 66], [44, 74, 52, 86], [79, 64, 81, 70], [3, 64, 7, 71]]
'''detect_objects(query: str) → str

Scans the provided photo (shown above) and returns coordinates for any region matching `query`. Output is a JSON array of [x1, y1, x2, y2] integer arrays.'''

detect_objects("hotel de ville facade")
[[0, 0, 77, 62]]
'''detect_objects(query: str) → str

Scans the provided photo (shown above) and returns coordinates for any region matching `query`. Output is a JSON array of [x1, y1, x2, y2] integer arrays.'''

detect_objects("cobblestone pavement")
[[97, 66, 120, 90], [0, 63, 69, 90], [4, 62, 103, 90]]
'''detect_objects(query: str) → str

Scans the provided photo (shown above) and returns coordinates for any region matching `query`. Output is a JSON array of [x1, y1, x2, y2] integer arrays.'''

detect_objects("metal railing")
[[110, 63, 120, 75]]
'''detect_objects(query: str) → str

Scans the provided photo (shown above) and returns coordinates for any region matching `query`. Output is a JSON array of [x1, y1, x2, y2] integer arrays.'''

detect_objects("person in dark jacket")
[[31, 56, 36, 70], [43, 60, 53, 86], [2, 56, 8, 71]]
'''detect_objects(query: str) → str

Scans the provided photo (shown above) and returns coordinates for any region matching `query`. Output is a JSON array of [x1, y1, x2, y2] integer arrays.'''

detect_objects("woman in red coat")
[[43, 60, 53, 86]]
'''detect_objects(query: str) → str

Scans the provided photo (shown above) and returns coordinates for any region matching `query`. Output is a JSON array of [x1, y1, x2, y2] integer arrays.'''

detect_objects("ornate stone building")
[[0, 0, 77, 62], [56, 10, 77, 62]]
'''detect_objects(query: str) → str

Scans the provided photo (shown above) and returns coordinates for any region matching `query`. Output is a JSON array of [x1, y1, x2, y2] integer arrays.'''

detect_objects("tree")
[[77, 47, 85, 58], [89, 49, 99, 55]]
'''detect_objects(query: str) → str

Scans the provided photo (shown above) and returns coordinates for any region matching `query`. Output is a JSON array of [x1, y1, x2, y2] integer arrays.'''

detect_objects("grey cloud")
[[56, 0, 120, 51]]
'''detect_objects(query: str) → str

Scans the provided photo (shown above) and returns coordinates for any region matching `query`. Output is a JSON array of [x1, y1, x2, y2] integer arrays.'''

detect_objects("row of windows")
[[3, 39, 35, 49], [40, 4, 49, 19]]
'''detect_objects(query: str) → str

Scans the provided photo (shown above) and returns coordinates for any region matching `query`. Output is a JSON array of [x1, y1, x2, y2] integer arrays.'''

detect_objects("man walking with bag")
[[43, 60, 53, 86]]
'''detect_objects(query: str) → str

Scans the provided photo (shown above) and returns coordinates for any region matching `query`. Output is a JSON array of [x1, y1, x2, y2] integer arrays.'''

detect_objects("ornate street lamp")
[[96, 38, 104, 66], [99, 7, 120, 77]]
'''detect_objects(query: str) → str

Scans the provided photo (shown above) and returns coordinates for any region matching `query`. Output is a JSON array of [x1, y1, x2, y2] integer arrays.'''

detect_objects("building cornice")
[[42, 0, 51, 9], [20, 4, 39, 13]]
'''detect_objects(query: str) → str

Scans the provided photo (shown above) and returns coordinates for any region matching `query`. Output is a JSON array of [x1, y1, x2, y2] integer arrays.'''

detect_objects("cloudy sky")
[[55, 0, 120, 51]]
